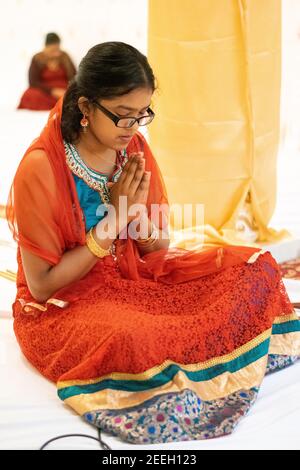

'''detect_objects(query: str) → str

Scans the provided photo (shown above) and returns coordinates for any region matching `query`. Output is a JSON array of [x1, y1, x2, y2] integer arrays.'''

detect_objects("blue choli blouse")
[[72, 174, 107, 231], [64, 141, 128, 232]]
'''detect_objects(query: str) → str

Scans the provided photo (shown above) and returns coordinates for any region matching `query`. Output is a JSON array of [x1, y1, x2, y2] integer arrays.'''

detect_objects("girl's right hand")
[[107, 152, 151, 226]]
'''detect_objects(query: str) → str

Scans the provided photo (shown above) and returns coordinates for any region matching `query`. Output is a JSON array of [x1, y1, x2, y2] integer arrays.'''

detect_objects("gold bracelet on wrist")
[[136, 223, 159, 246], [86, 227, 112, 258], [139, 236, 157, 248]]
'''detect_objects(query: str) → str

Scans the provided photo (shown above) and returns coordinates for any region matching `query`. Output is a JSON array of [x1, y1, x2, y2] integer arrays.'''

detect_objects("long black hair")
[[61, 42, 157, 143]]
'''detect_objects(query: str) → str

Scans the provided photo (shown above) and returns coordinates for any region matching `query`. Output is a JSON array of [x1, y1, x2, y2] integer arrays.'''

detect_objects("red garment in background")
[[18, 65, 69, 111]]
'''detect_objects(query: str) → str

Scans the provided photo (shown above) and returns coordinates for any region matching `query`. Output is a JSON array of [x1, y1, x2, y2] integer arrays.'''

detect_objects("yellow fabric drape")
[[148, 0, 291, 249]]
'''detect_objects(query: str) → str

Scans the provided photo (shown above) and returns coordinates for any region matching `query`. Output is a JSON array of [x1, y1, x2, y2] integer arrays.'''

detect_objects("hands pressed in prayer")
[[106, 152, 169, 252], [106, 151, 151, 230]]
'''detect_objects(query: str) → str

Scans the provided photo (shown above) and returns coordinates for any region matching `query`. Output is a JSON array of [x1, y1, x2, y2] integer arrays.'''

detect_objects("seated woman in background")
[[18, 32, 76, 111]]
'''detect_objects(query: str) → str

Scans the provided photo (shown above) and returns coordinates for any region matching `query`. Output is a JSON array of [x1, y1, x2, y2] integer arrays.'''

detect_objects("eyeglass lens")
[[117, 115, 153, 128]]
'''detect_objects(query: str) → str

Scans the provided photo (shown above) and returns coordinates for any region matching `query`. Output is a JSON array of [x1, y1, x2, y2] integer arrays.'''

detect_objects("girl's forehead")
[[105, 88, 153, 107]]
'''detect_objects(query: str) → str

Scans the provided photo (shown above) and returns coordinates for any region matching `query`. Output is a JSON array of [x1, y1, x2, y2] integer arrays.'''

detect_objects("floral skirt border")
[[84, 354, 299, 444]]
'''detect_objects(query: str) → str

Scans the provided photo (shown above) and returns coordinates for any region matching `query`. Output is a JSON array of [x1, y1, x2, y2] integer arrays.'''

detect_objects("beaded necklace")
[[64, 140, 129, 208]]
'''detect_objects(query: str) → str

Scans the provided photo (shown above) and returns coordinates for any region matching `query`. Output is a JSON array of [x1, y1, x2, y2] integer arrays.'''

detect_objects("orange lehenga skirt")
[[12, 243, 300, 445]]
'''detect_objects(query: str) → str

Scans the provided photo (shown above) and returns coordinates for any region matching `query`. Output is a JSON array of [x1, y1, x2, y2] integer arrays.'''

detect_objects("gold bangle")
[[137, 223, 159, 246], [135, 220, 153, 244], [139, 236, 157, 247], [86, 227, 112, 258]]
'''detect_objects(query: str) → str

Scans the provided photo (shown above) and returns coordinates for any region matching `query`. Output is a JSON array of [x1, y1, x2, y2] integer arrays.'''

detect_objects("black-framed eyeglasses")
[[91, 100, 155, 128]]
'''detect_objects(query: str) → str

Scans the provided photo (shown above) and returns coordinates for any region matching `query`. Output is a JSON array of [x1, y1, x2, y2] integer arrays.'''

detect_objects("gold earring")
[[80, 114, 89, 132]]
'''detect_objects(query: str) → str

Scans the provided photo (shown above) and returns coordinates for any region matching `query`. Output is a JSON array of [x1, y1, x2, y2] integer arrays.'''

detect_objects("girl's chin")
[[108, 136, 133, 151], [114, 140, 131, 149]]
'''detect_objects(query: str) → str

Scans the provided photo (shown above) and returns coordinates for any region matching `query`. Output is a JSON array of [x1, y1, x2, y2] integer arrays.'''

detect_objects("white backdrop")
[[280, 0, 300, 156], [0, 0, 148, 108], [269, 0, 300, 236]]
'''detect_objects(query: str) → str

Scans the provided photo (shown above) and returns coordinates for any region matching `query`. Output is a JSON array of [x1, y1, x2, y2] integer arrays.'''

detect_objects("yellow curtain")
[[148, 0, 291, 249]]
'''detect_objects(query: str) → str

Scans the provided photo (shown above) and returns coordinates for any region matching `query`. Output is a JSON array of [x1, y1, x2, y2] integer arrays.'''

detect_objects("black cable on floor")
[[98, 427, 112, 450], [39, 428, 112, 450]]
